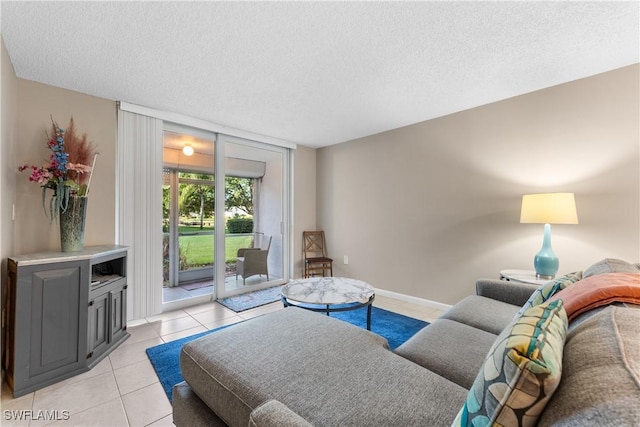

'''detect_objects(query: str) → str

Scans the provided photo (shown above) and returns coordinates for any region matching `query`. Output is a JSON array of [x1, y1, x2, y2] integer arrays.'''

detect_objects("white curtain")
[[117, 107, 163, 321]]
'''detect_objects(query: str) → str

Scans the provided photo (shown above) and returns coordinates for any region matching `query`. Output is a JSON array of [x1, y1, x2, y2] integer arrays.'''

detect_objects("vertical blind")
[[117, 108, 164, 320]]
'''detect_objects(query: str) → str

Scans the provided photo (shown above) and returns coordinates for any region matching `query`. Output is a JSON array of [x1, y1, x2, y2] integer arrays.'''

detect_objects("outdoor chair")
[[303, 230, 333, 278], [236, 233, 272, 285]]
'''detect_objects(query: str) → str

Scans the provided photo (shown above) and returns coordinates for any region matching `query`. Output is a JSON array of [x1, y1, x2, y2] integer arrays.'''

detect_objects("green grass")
[[179, 234, 252, 267], [178, 225, 213, 233]]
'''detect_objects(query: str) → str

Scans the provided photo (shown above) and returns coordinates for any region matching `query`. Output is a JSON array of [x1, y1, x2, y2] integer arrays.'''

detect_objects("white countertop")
[[10, 245, 128, 266]]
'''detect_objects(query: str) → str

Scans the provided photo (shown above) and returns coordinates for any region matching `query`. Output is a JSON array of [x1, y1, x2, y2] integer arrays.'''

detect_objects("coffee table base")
[[281, 294, 375, 330]]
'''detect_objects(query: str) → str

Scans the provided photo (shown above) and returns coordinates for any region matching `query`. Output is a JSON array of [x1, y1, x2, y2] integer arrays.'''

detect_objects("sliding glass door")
[[161, 126, 290, 309], [216, 135, 290, 298], [162, 127, 216, 307]]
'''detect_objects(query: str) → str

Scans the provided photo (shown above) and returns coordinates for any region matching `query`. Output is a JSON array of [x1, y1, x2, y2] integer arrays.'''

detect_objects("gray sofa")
[[173, 260, 640, 426]]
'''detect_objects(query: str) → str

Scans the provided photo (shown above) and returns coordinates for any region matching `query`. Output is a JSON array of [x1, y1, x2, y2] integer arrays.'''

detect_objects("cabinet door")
[[110, 283, 128, 343], [28, 265, 85, 377], [87, 291, 110, 360]]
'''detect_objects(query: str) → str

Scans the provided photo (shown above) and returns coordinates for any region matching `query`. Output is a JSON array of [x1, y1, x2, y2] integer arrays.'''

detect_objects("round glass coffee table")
[[281, 277, 375, 330]]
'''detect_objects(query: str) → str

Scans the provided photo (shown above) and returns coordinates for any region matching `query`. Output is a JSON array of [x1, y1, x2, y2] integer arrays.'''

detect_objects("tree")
[[179, 173, 215, 229], [163, 172, 254, 229], [225, 177, 253, 216]]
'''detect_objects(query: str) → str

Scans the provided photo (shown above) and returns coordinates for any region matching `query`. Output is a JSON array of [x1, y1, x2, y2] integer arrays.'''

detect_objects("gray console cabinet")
[[4, 245, 128, 397]]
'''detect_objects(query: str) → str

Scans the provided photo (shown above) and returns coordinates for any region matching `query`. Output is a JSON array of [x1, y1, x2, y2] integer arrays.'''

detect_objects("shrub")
[[227, 217, 253, 233]]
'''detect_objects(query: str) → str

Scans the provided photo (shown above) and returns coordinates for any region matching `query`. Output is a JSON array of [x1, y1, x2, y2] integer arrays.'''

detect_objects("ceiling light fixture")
[[182, 145, 194, 156]]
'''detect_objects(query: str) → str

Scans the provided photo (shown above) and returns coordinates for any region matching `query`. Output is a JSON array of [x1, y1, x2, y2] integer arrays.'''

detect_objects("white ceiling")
[[2, 1, 638, 148]]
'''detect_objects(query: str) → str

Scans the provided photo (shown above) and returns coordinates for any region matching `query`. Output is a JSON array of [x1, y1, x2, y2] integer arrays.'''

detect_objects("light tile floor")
[[1, 295, 444, 427]]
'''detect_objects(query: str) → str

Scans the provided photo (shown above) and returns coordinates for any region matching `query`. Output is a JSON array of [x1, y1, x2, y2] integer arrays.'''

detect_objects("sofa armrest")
[[248, 400, 313, 427], [475, 279, 538, 307]]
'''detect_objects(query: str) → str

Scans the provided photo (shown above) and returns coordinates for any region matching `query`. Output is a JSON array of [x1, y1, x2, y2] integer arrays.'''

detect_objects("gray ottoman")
[[176, 308, 467, 427]]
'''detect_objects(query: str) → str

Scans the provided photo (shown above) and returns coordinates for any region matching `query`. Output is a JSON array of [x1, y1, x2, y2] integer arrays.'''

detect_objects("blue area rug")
[[218, 285, 283, 312], [146, 306, 428, 401]]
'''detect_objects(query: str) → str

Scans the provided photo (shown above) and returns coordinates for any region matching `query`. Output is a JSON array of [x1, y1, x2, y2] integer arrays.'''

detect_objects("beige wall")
[[293, 145, 317, 277], [1, 36, 19, 375], [15, 80, 117, 254], [317, 65, 640, 305], [1, 38, 18, 263]]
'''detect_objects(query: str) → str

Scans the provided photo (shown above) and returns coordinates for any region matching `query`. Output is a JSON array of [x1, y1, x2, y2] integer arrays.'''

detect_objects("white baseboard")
[[374, 288, 452, 311]]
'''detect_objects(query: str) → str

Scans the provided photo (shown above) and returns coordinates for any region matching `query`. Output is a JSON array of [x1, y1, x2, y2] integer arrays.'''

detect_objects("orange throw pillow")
[[549, 272, 640, 321]]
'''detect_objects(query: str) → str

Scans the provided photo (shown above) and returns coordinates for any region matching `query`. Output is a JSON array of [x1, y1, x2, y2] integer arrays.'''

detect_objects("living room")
[[1, 2, 639, 426]]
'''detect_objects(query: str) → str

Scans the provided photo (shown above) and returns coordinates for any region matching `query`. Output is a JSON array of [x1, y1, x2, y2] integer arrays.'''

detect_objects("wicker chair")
[[236, 233, 272, 285], [303, 231, 333, 278]]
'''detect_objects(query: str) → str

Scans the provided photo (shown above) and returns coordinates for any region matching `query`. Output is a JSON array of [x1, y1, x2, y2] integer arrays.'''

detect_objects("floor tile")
[[1, 380, 34, 406], [189, 307, 237, 325], [114, 358, 159, 396], [146, 414, 174, 426], [0, 411, 31, 427], [182, 301, 223, 316], [31, 371, 120, 425], [203, 316, 245, 330], [238, 302, 284, 320], [150, 316, 202, 336], [161, 325, 208, 343], [374, 295, 405, 308], [109, 337, 164, 370], [127, 318, 150, 328], [121, 382, 172, 427], [1, 382, 34, 427], [145, 309, 189, 324], [125, 323, 161, 346], [40, 356, 113, 392], [45, 397, 128, 427]]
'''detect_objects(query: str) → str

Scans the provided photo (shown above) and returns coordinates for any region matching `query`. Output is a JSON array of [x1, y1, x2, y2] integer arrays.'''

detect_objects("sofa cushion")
[[440, 295, 520, 335], [248, 400, 313, 427], [180, 308, 467, 427], [583, 258, 640, 278], [394, 319, 497, 389], [515, 271, 583, 317], [549, 272, 640, 321], [538, 305, 640, 426], [452, 300, 568, 427]]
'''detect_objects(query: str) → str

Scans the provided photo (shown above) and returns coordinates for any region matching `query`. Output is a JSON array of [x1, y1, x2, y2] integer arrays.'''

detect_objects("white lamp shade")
[[520, 193, 578, 224]]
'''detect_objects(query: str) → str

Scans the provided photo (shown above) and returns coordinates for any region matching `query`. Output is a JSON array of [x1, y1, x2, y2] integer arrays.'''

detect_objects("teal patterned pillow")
[[516, 271, 582, 317], [452, 299, 568, 427]]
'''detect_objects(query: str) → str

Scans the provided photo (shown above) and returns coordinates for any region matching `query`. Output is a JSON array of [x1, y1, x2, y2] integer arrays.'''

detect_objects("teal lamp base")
[[534, 223, 559, 279]]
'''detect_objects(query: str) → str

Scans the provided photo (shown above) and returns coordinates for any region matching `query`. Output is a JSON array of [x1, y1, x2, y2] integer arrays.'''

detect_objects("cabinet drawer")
[[90, 277, 126, 299]]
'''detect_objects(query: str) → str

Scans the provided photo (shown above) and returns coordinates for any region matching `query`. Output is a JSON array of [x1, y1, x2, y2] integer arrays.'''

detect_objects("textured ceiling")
[[2, 1, 638, 148]]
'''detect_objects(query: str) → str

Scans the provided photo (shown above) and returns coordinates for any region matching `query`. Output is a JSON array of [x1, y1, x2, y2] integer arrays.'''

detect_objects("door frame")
[[215, 134, 291, 299]]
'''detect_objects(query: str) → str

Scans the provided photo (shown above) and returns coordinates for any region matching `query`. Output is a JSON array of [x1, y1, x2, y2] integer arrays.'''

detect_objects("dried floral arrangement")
[[19, 117, 97, 221]]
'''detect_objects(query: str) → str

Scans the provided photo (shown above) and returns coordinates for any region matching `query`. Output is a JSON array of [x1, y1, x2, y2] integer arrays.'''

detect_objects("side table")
[[499, 269, 552, 286]]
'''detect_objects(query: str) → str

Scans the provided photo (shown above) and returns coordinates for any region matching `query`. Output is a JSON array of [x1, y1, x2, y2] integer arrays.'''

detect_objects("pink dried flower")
[[67, 163, 92, 174]]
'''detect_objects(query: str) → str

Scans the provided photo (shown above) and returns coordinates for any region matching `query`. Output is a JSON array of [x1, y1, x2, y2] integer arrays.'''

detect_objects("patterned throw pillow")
[[452, 299, 568, 427], [515, 271, 582, 317]]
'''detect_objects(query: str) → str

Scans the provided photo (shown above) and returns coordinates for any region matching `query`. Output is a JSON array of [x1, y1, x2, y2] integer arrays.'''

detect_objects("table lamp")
[[520, 193, 578, 279]]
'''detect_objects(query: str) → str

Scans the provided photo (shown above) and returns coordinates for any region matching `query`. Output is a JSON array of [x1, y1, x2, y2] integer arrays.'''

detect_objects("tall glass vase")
[[59, 196, 88, 252]]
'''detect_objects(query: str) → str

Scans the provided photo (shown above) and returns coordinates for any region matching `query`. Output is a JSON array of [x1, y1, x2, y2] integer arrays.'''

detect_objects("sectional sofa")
[[172, 259, 640, 426]]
